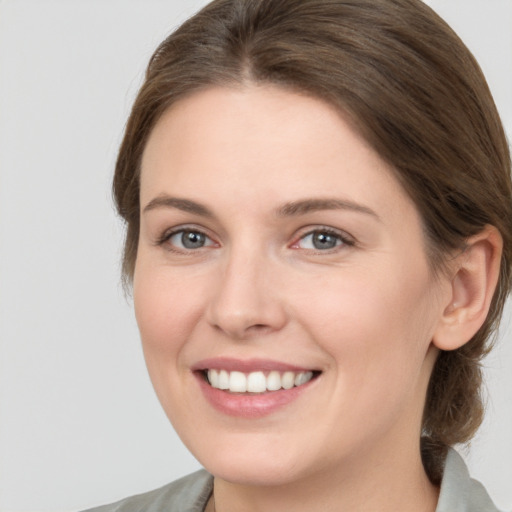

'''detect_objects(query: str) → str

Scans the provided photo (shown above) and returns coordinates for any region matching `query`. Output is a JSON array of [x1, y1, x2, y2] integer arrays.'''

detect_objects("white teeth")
[[218, 369, 230, 390], [295, 371, 313, 386], [282, 371, 295, 390], [208, 369, 219, 388], [206, 369, 315, 393], [247, 371, 267, 393], [229, 371, 247, 392], [267, 370, 282, 391]]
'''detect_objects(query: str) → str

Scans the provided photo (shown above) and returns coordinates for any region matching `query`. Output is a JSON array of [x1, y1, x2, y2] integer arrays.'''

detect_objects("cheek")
[[132, 264, 213, 429], [298, 265, 439, 386], [133, 265, 206, 369]]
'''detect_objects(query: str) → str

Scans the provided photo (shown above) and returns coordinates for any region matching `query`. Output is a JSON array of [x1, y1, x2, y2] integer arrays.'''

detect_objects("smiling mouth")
[[203, 369, 320, 394]]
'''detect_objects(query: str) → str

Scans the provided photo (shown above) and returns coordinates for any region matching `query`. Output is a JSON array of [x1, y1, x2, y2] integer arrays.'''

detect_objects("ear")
[[433, 225, 503, 351]]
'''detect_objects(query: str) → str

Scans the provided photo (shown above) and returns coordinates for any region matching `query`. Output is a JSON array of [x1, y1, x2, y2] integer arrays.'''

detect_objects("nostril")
[[247, 324, 273, 334], [210, 322, 271, 338]]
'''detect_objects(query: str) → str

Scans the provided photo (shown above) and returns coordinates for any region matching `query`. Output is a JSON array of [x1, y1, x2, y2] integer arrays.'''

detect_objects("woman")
[[87, 0, 512, 510]]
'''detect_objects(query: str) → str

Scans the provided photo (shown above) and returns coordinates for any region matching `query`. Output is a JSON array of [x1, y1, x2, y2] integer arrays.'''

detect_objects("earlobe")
[[433, 225, 503, 351]]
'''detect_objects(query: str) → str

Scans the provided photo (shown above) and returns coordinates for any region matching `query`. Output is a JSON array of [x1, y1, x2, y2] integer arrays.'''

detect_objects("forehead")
[[141, 84, 375, 170], [140, 85, 416, 223]]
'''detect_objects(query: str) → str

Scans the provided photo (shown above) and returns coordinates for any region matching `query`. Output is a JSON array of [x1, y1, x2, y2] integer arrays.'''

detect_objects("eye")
[[293, 229, 354, 251], [162, 229, 216, 250]]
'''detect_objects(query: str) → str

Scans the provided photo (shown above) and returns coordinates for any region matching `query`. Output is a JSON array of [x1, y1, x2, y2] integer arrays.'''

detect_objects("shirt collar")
[[435, 448, 500, 512]]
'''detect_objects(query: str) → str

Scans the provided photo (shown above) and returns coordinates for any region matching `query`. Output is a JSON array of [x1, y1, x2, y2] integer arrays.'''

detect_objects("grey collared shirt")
[[82, 449, 502, 512]]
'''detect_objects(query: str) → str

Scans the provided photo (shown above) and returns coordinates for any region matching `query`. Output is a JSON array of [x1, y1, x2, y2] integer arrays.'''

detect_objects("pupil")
[[313, 232, 337, 249], [182, 231, 205, 249]]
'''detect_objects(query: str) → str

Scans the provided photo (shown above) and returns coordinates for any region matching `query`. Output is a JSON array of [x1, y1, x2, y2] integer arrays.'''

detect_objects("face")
[[135, 85, 450, 486]]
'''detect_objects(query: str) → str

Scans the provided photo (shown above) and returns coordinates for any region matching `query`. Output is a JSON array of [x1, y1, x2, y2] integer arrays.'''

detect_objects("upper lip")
[[191, 357, 317, 373]]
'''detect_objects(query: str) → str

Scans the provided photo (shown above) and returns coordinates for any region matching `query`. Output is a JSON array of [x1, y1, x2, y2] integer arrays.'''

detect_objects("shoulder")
[[436, 448, 503, 512], [82, 470, 213, 512]]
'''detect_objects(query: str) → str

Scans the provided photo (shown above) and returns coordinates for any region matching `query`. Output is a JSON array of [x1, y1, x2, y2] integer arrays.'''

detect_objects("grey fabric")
[[436, 449, 502, 512], [82, 470, 213, 512], [82, 449, 501, 511]]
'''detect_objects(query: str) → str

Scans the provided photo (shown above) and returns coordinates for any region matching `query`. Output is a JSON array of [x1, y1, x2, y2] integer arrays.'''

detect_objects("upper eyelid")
[[154, 224, 356, 247], [293, 226, 356, 243], [156, 225, 216, 245]]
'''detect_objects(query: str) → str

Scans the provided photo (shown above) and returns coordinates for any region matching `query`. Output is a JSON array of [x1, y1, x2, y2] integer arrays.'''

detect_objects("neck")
[[211, 443, 439, 512]]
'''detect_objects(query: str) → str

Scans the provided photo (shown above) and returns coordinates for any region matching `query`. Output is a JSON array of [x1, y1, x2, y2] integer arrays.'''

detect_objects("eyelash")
[[291, 227, 355, 252], [155, 226, 355, 253], [156, 226, 217, 252]]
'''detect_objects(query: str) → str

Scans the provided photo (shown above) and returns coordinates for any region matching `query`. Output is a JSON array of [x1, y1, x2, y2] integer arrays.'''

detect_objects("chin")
[[204, 456, 305, 487], [186, 432, 314, 485]]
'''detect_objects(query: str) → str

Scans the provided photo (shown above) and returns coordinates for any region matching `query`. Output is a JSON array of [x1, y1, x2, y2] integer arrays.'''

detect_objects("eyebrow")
[[143, 196, 215, 217], [276, 198, 380, 220], [142, 195, 379, 221]]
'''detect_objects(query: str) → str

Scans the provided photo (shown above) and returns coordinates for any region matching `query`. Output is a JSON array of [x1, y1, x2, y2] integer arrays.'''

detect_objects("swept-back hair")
[[114, 0, 512, 483]]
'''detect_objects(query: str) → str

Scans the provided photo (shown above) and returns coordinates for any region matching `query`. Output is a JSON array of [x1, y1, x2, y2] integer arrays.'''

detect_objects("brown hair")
[[114, 0, 512, 483]]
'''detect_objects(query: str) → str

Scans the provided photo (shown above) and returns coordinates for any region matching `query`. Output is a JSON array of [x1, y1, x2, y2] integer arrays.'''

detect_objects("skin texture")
[[134, 85, 501, 512]]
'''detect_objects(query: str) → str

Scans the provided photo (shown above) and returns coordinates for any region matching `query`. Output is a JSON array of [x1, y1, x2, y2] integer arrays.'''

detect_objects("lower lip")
[[195, 372, 316, 418]]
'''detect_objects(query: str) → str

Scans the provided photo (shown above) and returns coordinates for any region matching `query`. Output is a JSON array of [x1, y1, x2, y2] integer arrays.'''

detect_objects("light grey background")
[[0, 1, 510, 511]]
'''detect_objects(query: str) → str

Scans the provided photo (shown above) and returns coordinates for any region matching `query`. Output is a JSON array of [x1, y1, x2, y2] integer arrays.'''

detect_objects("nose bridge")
[[206, 239, 286, 339]]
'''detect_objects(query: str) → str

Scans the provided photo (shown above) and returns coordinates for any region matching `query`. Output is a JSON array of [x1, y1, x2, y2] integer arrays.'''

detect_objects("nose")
[[206, 247, 288, 340]]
